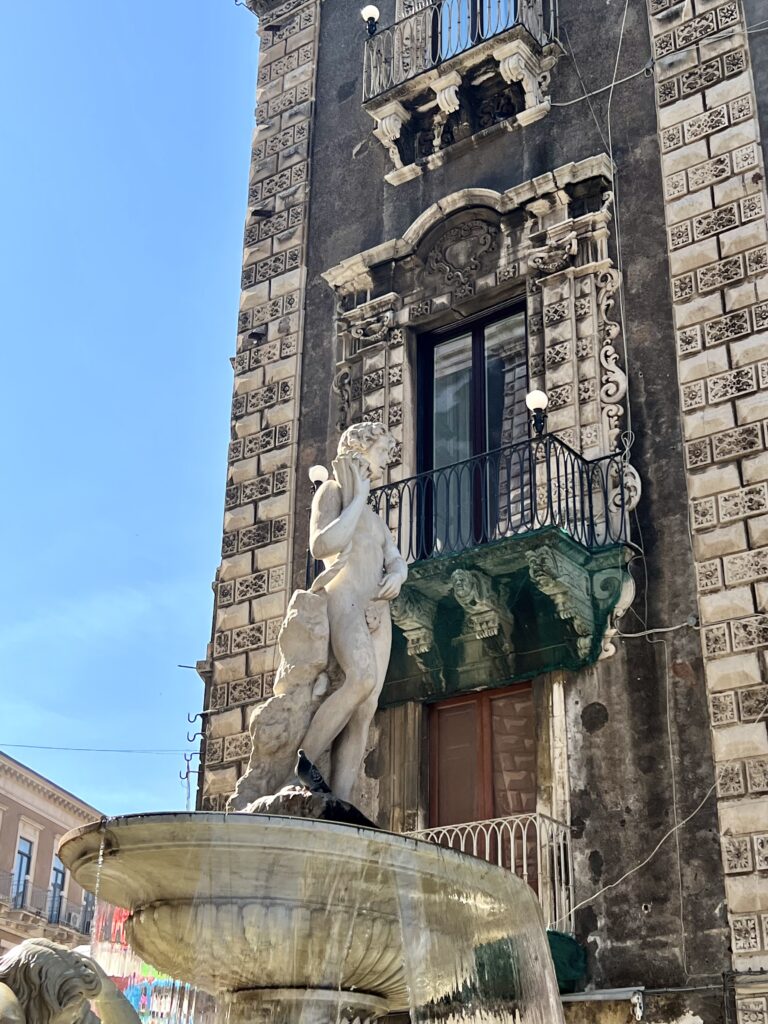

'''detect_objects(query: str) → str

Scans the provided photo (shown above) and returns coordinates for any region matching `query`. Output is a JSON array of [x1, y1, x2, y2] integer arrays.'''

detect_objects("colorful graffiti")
[[90, 903, 215, 1023]]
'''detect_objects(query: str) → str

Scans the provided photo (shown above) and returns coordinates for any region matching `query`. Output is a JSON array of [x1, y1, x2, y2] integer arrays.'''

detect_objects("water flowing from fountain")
[[61, 812, 565, 1024]]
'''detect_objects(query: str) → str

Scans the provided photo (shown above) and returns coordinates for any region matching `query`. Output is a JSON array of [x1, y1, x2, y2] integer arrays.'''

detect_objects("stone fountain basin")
[[59, 812, 535, 1011]]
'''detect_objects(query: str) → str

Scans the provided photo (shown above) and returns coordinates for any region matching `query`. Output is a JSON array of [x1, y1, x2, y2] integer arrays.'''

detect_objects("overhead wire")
[[0, 743, 200, 755]]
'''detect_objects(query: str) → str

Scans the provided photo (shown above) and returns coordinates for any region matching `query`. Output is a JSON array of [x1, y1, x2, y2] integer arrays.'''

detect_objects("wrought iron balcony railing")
[[371, 435, 632, 565], [406, 812, 574, 932], [363, 0, 557, 102], [0, 869, 93, 935], [307, 435, 632, 586]]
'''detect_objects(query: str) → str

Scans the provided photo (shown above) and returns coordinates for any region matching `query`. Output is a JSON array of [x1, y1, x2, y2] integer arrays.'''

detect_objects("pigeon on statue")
[[295, 749, 332, 793]]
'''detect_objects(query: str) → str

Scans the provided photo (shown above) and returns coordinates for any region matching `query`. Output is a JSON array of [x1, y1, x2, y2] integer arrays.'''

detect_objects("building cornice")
[[0, 754, 101, 823]]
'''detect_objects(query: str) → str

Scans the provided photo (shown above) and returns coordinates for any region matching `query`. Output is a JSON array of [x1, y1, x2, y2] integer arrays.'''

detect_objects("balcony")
[[0, 869, 94, 939], [306, 434, 636, 702], [362, 0, 561, 182], [406, 812, 573, 931], [364, 0, 556, 101]]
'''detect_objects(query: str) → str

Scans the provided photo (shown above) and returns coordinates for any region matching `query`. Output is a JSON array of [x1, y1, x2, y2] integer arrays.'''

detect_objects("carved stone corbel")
[[596, 570, 636, 660], [368, 101, 411, 170], [431, 70, 462, 114], [349, 309, 394, 354], [391, 588, 437, 656], [451, 569, 512, 641], [526, 546, 595, 658], [493, 39, 552, 126], [527, 231, 577, 275]]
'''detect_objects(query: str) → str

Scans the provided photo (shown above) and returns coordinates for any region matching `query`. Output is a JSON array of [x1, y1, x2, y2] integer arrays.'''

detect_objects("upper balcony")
[[363, 0, 557, 101], [361, 0, 562, 183]]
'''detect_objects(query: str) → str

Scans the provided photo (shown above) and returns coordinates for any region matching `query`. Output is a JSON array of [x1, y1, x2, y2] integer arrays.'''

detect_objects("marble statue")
[[0, 937, 140, 1024], [227, 421, 407, 811], [300, 421, 408, 799]]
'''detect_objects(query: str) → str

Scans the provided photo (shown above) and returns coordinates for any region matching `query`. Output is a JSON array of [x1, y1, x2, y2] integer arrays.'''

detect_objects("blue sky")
[[0, 4, 258, 814]]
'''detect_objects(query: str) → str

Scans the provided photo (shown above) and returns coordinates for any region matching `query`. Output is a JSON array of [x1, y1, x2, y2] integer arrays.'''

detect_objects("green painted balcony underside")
[[381, 526, 632, 707]]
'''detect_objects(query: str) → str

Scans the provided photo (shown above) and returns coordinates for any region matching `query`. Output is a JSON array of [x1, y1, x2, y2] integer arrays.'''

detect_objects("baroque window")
[[418, 306, 528, 554], [324, 157, 640, 699]]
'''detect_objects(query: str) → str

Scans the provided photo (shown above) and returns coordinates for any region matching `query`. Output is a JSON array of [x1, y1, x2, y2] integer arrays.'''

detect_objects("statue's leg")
[[298, 602, 378, 769], [332, 606, 392, 802], [332, 692, 379, 801]]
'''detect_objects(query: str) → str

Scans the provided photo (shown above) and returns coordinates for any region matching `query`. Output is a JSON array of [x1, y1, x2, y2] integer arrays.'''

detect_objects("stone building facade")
[[197, 0, 768, 1017], [0, 751, 100, 953]]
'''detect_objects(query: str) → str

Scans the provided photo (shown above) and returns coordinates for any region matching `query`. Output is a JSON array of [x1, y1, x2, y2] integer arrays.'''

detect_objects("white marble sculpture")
[[0, 937, 140, 1024], [227, 421, 407, 810]]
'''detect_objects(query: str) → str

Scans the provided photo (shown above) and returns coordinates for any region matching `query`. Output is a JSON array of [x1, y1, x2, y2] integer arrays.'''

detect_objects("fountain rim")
[[59, 810, 491, 865]]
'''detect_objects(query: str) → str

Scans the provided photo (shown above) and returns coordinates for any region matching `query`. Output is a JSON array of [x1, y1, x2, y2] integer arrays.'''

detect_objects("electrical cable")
[[618, 621, 697, 637], [550, 62, 653, 106], [0, 743, 200, 755], [553, 697, 768, 930], [560, 24, 610, 152]]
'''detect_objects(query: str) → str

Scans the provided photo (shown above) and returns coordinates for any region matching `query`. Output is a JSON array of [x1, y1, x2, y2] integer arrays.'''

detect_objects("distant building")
[[0, 751, 101, 952]]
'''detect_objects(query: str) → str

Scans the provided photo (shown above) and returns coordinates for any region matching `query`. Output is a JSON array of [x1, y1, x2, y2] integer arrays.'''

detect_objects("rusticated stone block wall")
[[198, 0, 320, 808], [647, 0, 768, 989]]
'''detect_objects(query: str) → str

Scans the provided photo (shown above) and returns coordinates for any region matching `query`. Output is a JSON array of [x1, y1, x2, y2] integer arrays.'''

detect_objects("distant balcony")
[[363, 0, 557, 102], [362, 0, 561, 181], [0, 869, 93, 937], [406, 812, 574, 932]]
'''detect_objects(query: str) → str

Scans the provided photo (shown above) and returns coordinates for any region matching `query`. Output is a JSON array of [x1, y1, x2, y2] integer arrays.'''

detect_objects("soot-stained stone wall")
[[294, 0, 728, 997]]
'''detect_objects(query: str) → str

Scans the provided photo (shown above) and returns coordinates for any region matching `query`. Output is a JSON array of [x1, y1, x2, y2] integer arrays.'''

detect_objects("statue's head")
[[337, 421, 396, 484], [0, 938, 102, 1024]]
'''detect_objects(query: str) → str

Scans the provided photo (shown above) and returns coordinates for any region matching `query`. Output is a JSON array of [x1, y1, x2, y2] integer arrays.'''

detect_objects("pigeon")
[[295, 749, 332, 793]]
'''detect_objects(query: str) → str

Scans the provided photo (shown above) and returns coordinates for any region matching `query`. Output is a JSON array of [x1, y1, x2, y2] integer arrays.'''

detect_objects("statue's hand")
[[379, 573, 403, 601], [349, 455, 372, 500]]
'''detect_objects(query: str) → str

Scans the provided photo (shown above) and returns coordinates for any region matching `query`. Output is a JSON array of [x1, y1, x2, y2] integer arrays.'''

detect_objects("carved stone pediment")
[[424, 220, 499, 287]]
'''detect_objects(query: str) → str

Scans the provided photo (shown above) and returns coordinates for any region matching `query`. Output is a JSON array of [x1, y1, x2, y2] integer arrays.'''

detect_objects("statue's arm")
[[0, 984, 24, 1024], [383, 529, 407, 581], [309, 478, 366, 560], [91, 966, 140, 1024], [379, 528, 408, 600]]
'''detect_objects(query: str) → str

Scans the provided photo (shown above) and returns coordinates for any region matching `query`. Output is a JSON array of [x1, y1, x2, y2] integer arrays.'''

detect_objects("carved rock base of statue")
[[246, 785, 378, 829], [227, 590, 330, 812]]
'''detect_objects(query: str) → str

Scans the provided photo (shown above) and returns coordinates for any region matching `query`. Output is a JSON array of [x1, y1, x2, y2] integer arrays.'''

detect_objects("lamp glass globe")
[[525, 389, 549, 412]]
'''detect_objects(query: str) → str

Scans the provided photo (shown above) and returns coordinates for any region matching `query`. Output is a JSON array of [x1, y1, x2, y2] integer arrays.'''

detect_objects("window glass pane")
[[51, 855, 65, 889], [433, 334, 473, 552], [13, 838, 32, 906], [433, 333, 473, 469], [484, 311, 527, 452]]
